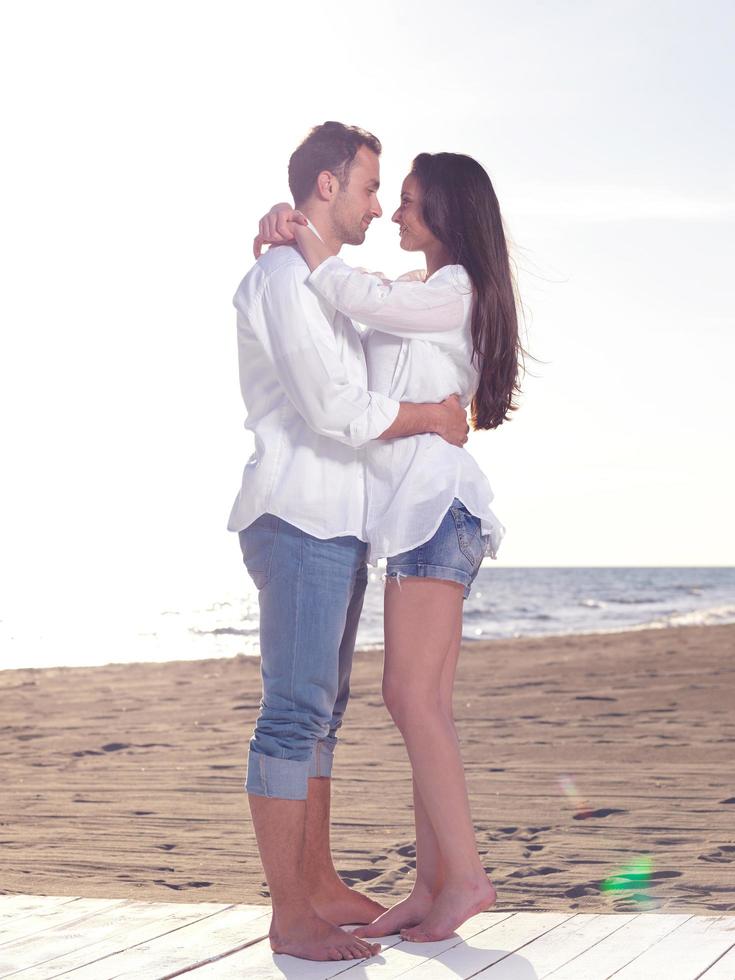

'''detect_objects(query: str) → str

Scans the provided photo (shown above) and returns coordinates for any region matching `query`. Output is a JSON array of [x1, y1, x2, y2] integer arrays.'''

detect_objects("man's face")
[[331, 146, 382, 246]]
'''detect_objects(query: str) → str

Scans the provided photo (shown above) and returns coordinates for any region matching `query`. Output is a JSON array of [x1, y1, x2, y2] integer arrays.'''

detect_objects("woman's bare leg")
[[408, 626, 463, 895], [355, 620, 452, 939], [381, 577, 495, 941], [354, 591, 463, 937]]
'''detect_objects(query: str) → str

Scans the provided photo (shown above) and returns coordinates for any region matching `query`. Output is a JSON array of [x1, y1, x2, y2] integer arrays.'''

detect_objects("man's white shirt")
[[228, 245, 400, 541]]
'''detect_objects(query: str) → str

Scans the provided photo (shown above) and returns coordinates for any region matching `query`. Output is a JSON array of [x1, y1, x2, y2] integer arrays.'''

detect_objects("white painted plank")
[[56, 904, 269, 980], [699, 940, 735, 979], [612, 915, 735, 980], [0, 898, 77, 921], [0, 898, 79, 927], [331, 912, 517, 980], [3, 899, 231, 979], [393, 912, 572, 979], [3, 898, 729, 980], [544, 913, 691, 979], [497, 913, 638, 979], [0, 899, 125, 947]]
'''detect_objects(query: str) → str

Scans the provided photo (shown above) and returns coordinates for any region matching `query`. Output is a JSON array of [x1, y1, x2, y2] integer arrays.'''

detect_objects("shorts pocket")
[[449, 502, 485, 570], [238, 514, 279, 590]]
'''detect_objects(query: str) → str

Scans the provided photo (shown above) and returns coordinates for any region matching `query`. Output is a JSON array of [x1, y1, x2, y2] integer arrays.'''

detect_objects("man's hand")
[[253, 203, 308, 259], [435, 394, 469, 447]]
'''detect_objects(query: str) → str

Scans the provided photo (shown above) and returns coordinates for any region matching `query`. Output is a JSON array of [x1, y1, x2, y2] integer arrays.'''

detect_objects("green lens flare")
[[601, 856, 653, 893]]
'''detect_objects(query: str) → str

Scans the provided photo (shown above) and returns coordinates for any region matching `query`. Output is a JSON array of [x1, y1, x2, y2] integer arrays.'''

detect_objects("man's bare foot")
[[311, 877, 388, 926], [270, 910, 380, 961], [400, 875, 496, 943], [353, 886, 434, 938]]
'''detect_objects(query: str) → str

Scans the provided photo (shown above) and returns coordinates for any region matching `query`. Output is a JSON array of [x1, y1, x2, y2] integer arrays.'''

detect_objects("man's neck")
[[298, 204, 342, 255]]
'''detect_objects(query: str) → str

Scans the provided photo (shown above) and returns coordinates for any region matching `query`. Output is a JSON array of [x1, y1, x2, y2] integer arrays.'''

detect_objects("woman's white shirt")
[[308, 256, 505, 564]]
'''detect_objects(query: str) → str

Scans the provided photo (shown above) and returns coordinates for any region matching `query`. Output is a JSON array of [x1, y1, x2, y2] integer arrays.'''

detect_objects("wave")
[[190, 626, 259, 637], [603, 596, 660, 605], [460, 603, 735, 644], [633, 604, 735, 631]]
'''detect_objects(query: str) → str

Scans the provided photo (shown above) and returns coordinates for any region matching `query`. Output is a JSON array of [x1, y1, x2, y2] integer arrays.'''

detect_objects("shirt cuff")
[[349, 391, 400, 446]]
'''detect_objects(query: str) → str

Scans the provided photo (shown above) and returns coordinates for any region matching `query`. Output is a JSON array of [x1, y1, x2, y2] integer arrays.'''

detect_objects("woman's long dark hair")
[[411, 152, 523, 429]]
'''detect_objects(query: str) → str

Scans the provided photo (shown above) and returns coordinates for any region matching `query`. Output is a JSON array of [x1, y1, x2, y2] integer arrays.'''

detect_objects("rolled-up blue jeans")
[[238, 514, 368, 801]]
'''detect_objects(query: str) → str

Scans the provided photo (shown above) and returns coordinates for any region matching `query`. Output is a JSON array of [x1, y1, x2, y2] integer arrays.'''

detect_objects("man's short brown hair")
[[288, 121, 381, 207]]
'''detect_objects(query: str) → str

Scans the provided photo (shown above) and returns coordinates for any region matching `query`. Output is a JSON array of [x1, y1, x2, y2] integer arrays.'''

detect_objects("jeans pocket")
[[239, 515, 279, 590]]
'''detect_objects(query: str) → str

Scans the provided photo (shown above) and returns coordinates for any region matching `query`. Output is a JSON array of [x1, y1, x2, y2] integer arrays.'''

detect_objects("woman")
[[257, 153, 522, 942]]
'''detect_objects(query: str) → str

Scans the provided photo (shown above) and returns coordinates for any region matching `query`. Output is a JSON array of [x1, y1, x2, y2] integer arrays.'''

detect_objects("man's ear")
[[315, 170, 337, 201]]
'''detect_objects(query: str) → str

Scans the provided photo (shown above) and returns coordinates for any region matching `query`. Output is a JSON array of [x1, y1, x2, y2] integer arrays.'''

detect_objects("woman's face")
[[391, 174, 438, 252]]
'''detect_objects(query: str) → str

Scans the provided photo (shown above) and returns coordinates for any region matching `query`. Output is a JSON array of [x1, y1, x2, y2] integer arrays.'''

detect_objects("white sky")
[[1, 0, 733, 640]]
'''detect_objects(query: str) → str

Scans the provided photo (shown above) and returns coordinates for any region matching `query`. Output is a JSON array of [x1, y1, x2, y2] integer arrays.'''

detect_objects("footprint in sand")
[[489, 825, 551, 841], [339, 869, 383, 885], [154, 880, 212, 890], [573, 807, 627, 821], [565, 883, 600, 898], [509, 866, 562, 879], [699, 846, 735, 863], [647, 871, 683, 883]]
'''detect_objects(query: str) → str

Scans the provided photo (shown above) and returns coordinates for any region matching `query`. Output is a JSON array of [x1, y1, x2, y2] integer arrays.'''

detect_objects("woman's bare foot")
[[400, 875, 496, 943], [353, 886, 434, 938], [310, 877, 387, 926], [270, 910, 380, 961]]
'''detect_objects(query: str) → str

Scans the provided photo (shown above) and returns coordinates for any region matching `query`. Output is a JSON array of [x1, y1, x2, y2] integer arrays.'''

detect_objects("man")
[[229, 121, 468, 962]]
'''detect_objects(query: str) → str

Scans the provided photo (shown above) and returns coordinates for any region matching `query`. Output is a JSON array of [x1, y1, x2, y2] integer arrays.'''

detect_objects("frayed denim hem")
[[384, 565, 473, 600]]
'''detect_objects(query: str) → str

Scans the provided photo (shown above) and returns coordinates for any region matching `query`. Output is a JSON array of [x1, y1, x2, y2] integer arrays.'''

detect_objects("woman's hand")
[[435, 394, 470, 447], [253, 204, 308, 259]]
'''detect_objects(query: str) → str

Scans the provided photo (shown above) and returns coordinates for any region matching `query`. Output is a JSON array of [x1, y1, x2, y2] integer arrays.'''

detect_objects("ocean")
[[3, 567, 732, 671]]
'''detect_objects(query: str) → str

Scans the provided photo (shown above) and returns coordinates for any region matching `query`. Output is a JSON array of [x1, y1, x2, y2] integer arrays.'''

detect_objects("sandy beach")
[[1, 623, 734, 915]]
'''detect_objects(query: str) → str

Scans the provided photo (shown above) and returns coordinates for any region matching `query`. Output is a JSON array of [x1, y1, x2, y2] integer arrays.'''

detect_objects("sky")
[[0, 0, 733, 652]]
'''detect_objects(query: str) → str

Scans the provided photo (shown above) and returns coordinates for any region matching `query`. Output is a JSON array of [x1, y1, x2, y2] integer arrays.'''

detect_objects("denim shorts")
[[385, 498, 487, 599]]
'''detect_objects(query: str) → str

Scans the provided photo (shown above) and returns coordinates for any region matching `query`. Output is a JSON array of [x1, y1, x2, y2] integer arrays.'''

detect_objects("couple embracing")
[[228, 120, 522, 962]]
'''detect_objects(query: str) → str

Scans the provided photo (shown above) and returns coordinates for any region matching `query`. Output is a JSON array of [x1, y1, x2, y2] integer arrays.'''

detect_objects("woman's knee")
[[381, 675, 403, 723], [382, 675, 442, 729]]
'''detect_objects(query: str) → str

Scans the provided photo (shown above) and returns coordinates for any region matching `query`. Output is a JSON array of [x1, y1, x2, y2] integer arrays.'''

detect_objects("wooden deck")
[[1, 895, 734, 979]]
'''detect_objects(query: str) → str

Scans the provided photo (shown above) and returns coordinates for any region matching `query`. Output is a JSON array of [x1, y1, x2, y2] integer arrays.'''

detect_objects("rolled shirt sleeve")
[[248, 259, 399, 448], [308, 256, 471, 339]]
